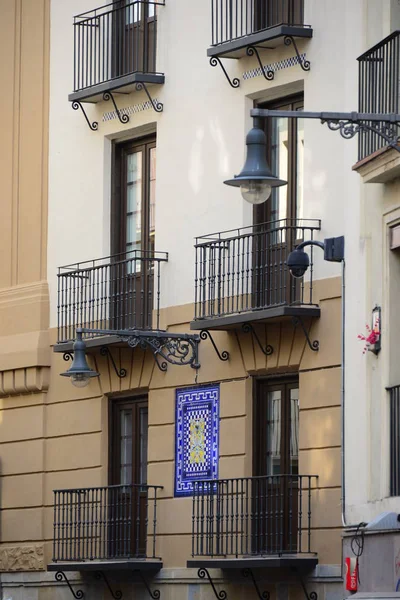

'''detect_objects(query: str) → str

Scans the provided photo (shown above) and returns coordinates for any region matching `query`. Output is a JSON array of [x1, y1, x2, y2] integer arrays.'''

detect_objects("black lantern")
[[60, 330, 99, 388], [224, 117, 287, 204]]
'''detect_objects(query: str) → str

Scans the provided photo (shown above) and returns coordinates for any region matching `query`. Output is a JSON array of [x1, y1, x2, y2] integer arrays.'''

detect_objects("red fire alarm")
[[345, 557, 358, 592]]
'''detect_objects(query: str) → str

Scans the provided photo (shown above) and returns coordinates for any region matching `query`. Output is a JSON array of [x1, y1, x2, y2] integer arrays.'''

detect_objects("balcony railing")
[[57, 250, 168, 343], [52, 484, 163, 562], [388, 385, 400, 496], [72, 0, 164, 94], [193, 219, 321, 323], [191, 475, 317, 558], [358, 31, 400, 161], [211, 0, 306, 47]]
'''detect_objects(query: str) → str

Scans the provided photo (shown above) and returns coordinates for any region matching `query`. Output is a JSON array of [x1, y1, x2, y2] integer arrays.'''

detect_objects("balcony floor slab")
[[69, 73, 165, 103], [48, 559, 163, 572], [187, 556, 318, 571]]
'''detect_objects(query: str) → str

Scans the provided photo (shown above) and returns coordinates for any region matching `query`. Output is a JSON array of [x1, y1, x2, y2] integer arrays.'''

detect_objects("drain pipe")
[[341, 259, 348, 527]]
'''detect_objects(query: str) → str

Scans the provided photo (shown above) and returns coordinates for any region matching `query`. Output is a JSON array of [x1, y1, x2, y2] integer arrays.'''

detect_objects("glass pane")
[[290, 388, 300, 474], [139, 408, 148, 485], [296, 115, 304, 222], [270, 118, 288, 224], [120, 409, 133, 485], [266, 391, 281, 475], [126, 151, 142, 255], [149, 147, 156, 255], [125, 1, 140, 24]]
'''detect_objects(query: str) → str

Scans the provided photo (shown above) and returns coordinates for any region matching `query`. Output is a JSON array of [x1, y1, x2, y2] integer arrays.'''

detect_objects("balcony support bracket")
[[200, 330, 230, 361], [55, 571, 84, 599], [135, 82, 164, 113], [246, 46, 274, 80], [99, 346, 127, 378], [133, 569, 161, 600], [242, 323, 274, 356], [292, 317, 319, 351], [284, 36, 310, 71], [210, 57, 240, 88], [292, 568, 318, 600], [95, 571, 122, 600], [197, 567, 228, 600], [103, 91, 130, 124], [71, 101, 98, 131], [63, 351, 74, 363], [242, 568, 270, 600]]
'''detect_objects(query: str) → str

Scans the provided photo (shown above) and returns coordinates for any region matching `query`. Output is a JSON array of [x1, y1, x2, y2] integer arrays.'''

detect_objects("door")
[[110, 397, 149, 557], [113, 0, 156, 77], [254, 379, 300, 554], [112, 136, 156, 329], [253, 96, 304, 308], [254, 0, 304, 32]]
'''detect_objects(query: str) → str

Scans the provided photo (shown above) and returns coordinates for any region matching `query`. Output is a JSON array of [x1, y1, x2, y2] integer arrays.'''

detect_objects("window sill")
[[353, 146, 400, 183]]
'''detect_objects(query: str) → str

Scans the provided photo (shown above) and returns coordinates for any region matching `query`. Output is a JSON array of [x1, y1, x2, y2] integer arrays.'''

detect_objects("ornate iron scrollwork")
[[55, 571, 84, 599], [71, 101, 98, 131], [321, 116, 400, 151], [292, 317, 319, 351], [133, 570, 161, 600], [242, 568, 270, 600], [291, 568, 318, 600], [200, 330, 230, 362], [135, 82, 163, 113], [103, 91, 130, 124], [99, 346, 127, 378], [63, 352, 74, 362], [242, 323, 274, 356], [197, 567, 228, 600], [119, 331, 200, 372], [210, 56, 240, 88], [284, 36, 310, 71], [246, 46, 274, 80], [94, 571, 122, 600]]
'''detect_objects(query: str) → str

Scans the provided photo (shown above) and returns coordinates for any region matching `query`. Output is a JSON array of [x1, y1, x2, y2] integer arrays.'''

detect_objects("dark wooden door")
[[254, 379, 299, 554], [253, 96, 304, 308], [112, 137, 156, 329], [110, 397, 148, 557], [113, 1, 156, 77], [254, 0, 304, 31]]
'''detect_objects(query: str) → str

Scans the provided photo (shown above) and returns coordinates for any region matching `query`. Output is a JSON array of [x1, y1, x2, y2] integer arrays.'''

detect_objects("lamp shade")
[[60, 332, 99, 387], [224, 121, 287, 204]]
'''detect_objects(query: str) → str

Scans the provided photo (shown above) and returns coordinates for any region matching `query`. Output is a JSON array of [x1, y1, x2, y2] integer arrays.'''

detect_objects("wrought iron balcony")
[[190, 475, 318, 559], [56, 249, 168, 346], [69, 0, 165, 103], [208, 0, 312, 60], [50, 484, 163, 566], [192, 219, 321, 331], [358, 31, 400, 161]]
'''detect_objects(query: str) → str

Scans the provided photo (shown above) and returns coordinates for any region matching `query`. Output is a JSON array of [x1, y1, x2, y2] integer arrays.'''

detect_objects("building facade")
[[1, 0, 400, 598]]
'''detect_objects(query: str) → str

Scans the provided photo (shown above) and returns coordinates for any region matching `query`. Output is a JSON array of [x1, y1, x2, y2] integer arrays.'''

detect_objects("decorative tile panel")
[[174, 385, 220, 497], [102, 99, 160, 122], [243, 52, 307, 80]]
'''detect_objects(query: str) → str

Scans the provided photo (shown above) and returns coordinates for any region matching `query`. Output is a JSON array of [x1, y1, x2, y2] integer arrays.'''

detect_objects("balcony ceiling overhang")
[[187, 556, 318, 571], [68, 72, 165, 104], [190, 305, 320, 332], [207, 25, 312, 60], [48, 560, 163, 572]]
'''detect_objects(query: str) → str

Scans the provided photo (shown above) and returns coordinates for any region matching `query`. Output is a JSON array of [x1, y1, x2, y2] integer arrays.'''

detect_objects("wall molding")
[[0, 366, 50, 397]]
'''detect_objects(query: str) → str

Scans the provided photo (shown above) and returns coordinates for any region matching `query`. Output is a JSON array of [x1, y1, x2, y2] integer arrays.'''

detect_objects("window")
[[389, 385, 400, 496], [255, 95, 304, 226]]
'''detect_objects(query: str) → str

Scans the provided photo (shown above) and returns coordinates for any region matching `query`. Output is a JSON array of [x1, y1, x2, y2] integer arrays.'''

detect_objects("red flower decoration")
[[358, 321, 380, 354]]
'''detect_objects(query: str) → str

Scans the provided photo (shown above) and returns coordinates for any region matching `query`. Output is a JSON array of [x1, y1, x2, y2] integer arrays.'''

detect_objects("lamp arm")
[[295, 240, 325, 252]]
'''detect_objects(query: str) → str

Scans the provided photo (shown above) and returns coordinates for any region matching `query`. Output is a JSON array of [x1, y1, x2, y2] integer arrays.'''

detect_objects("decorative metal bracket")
[[197, 567, 228, 600], [284, 36, 311, 71], [251, 108, 400, 153], [71, 101, 98, 131], [133, 570, 161, 600], [99, 346, 127, 378], [242, 568, 270, 600], [292, 317, 319, 351], [103, 91, 130, 124], [242, 323, 274, 356], [291, 568, 318, 600], [135, 82, 163, 113], [63, 351, 74, 363], [200, 330, 230, 361], [246, 46, 274, 80], [55, 571, 84, 599], [94, 571, 122, 600], [210, 57, 240, 88]]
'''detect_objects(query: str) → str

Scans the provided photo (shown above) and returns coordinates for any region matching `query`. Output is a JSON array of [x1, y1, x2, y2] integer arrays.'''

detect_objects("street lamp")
[[60, 330, 99, 388], [224, 117, 287, 204]]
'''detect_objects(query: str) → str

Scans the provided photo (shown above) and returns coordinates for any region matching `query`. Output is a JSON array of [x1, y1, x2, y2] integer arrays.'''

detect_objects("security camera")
[[286, 248, 310, 279]]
